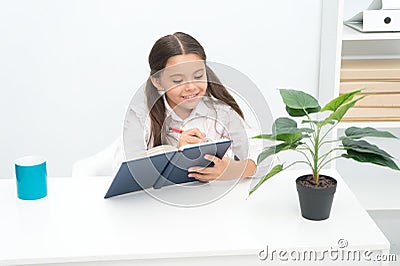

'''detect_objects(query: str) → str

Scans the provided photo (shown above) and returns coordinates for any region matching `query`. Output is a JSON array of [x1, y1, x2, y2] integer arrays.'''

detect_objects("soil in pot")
[[297, 175, 336, 188]]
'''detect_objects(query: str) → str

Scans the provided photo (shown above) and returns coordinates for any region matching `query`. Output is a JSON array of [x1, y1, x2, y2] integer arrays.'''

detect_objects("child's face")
[[160, 54, 207, 114]]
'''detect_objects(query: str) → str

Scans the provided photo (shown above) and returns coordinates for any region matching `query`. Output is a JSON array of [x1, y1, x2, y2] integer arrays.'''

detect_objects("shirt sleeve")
[[224, 108, 249, 161], [243, 123, 275, 178], [226, 108, 274, 178]]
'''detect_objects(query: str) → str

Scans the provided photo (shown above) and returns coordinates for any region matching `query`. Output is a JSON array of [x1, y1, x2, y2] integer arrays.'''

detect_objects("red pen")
[[170, 127, 211, 142], [169, 127, 184, 134]]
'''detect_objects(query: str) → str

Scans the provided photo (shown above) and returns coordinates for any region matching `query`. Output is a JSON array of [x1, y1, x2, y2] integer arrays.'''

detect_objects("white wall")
[[0, 0, 322, 178]]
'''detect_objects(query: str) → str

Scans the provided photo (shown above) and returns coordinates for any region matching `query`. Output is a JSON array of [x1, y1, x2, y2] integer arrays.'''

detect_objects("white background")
[[0, 0, 323, 177]]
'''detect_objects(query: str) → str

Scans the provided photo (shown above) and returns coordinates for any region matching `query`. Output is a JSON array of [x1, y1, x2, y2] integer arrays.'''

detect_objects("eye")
[[194, 74, 203, 80], [172, 79, 183, 84]]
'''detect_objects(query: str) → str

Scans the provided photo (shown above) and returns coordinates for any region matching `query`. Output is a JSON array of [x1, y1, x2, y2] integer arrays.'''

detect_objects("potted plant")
[[248, 89, 399, 220]]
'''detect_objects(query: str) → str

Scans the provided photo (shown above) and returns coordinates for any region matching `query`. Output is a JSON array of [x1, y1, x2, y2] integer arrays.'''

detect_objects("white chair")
[[72, 136, 122, 177]]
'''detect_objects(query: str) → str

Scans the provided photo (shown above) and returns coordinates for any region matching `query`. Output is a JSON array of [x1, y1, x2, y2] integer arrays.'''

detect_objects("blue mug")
[[15, 156, 47, 200]]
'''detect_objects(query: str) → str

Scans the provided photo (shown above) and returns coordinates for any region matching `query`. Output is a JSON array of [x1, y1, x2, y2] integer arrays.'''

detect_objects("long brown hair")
[[146, 32, 243, 147]]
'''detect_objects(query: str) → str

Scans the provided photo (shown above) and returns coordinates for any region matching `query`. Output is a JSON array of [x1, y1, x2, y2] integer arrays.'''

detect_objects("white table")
[[0, 169, 391, 265]]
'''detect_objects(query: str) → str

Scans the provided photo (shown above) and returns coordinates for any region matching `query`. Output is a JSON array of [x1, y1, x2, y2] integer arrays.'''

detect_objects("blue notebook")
[[104, 139, 232, 198]]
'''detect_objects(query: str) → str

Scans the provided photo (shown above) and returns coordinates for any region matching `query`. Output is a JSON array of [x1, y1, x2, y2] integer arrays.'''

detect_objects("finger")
[[188, 172, 203, 179], [188, 166, 213, 174], [188, 172, 212, 182], [179, 136, 203, 146], [185, 128, 206, 139], [185, 136, 204, 144], [204, 154, 220, 164]]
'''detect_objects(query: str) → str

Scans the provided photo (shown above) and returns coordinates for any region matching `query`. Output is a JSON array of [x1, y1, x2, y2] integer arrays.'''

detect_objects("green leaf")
[[342, 150, 399, 171], [344, 127, 398, 139], [322, 96, 365, 125], [273, 117, 314, 135], [279, 89, 321, 116], [248, 164, 284, 196], [275, 133, 304, 143], [321, 90, 362, 112], [286, 106, 321, 117], [252, 133, 303, 143], [301, 119, 335, 125], [342, 138, 394, 159], [252, 134, 274, 139], [253, 118, 310, 144], [279, 89, 320, 109], [257, 143, 291, 165], [273, 117, 297, 134]]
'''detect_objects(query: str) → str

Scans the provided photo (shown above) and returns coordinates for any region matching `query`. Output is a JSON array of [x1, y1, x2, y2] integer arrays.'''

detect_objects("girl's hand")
[[188, 155, 231, 181], [178, 128, 206, 148]]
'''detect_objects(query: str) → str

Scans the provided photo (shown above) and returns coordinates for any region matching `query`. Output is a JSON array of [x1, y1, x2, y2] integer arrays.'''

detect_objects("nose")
[[184, 81, 196, 91]]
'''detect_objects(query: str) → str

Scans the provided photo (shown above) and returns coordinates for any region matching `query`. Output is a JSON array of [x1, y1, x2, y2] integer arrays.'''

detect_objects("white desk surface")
[[0, 169, 390, 265]]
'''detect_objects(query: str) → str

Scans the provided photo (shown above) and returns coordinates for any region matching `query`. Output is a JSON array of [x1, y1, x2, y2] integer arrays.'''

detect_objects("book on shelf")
[[344, 94, 400, 108], [339, 60, 400, 121], [343, 107, 400, 122], [104, 139, 232, 198], [341, 59, 400, 81], [340, 81, 400, 94]]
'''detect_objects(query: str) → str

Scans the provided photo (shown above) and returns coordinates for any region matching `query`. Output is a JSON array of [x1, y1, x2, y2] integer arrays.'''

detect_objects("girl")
[[122, 32, 256, 181]]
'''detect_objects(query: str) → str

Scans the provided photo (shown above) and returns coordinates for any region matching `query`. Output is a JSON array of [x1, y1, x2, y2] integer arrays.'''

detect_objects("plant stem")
[[300, 143, 315, 157], [318, 155, 343, 173], [283, 161, 311, 171], [304, 112, 316, 147], [318, 147, 346, 167], [294, 150, 313, 168], [319, 138, 343, 147], [303, 110, 322, 183], [313, 126, 321, 183], [319, 120, 340, 148]]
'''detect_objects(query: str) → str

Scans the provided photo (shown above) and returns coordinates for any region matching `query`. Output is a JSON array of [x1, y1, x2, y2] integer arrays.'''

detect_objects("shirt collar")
[[163, 94, 210, 122]]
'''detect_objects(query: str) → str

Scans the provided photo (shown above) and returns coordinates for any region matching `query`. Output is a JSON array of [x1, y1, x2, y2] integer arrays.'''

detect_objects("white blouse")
[[112, 88, 268, 176]]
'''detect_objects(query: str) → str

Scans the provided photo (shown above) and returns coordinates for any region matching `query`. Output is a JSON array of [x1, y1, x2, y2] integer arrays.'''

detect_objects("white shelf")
[[320, 0, 400, 212], [337, 121, 400, 129], [342, 25, 400, 41]]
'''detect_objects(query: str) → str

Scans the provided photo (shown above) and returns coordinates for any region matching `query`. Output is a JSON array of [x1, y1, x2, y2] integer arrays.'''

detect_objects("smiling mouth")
[[182, 93, 200, 100]]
